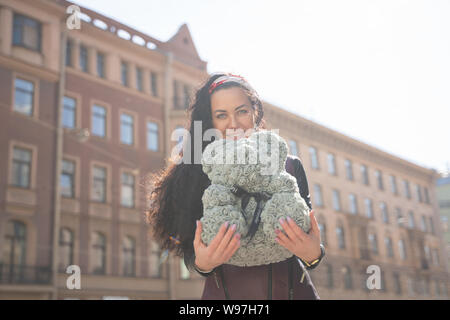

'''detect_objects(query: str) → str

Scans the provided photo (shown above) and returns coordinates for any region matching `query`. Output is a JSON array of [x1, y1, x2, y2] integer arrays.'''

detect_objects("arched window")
[[92, 232, 106, 275], [3, 220, 27, 281], [326, 264, 333, 288], [318, 220, 327, 247], [368, 233, 378, 255], [59, 227, 74, 272], [398, 238, 407, 260], [149, 241, 162, 278], [343, 266, 352, 289], [122, 236, 136, 277], [180, 258, 190, 280], [336, 225, 346, 249], [3, 220, 26, 265]]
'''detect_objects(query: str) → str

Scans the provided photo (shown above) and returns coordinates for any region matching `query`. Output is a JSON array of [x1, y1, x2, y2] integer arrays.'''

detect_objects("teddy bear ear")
[[278, 135, 288, 162]]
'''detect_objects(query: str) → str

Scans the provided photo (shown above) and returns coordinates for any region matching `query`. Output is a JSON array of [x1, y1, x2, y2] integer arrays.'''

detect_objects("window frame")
[[12, 13, 42, 52]]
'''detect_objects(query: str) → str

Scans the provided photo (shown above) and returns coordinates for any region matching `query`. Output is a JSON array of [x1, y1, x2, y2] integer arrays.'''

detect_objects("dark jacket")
[[185, 155, 321, 300]]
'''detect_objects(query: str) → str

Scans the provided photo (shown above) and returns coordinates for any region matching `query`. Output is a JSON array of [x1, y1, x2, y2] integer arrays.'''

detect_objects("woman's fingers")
[[207, 222, 230, 252], [193, 220, 204, 250], [223, 234, 241, 262], [276, 225, 295, 248], [279, 217, 301, 243], [215, 223, 238, 256], [285, 216, 306, 241]]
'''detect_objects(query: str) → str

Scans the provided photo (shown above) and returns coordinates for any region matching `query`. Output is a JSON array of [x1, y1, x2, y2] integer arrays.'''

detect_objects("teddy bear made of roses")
[[200, 129, 311, 267]]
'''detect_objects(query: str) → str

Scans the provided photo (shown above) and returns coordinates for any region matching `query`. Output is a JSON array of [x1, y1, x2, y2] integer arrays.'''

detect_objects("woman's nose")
[[228, 114, 239, 129]]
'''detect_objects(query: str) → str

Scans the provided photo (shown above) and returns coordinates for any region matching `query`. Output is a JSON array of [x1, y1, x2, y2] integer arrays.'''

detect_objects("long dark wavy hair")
[[145, 73, 268, 262]]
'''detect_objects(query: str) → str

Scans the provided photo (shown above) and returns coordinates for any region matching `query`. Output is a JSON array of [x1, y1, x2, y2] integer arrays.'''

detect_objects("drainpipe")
[[163, 51, 175, 299], [51, 23, 67, 300]]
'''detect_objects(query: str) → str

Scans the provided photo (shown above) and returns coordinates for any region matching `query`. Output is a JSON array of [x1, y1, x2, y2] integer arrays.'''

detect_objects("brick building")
[[0, 0, 448, 299]]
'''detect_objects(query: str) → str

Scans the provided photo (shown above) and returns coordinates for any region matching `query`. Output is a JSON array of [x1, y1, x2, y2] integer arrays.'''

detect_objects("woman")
[[147, 73, 324, 300]]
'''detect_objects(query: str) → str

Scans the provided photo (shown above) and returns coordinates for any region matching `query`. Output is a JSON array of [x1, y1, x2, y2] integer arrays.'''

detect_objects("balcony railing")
[[0, 263, 52, 285]]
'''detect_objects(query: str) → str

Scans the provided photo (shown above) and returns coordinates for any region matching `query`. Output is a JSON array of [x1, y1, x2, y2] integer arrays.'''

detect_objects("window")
[[345, 159, 353, 181], [97, 52, 105, 78], [92, 232, 106, 275], [92, 166, 106, 202], [92, 105, 106, 137], [13, 13, 41, 51], [332, 189, 341, 211], [365, 198, 373, 219], [416, 185, 423, 203], [66, 39, 73, 66], [385, 237, 394, 258], [309, 147, 319, 170], [369, 233, 378, 255], [349, 193, 358, 215], [420, 215, 427, 232], [120, 113, 134, 145], [288, 140, 298, 157], [408, 211, 415, 229], [121, 172, 135, 208], [396, 208, 405, 227], [313, 184, 323, 207], [403, 180, 411, 199], [183, 84, 191, 109], [121, 62, 128, 86], [326, 265, 333, 288], [398, 239, 407, 260], [428, 217, 435, 235], [147, 121, 159, 151], [3, 221, 27, 270], [336, 226, 345, 249], [60, 159, 75, 198], [122, 236, 136, 277], [151, 72, 158, 97], [12, 147, 32, 188], [343, 266, 352, 289], [390, 175, 398, 194], [361, 165, 369, 185], [62, 96, 76, 129], [432, 249, 439, 266], [79, 45, 88, 72], [424, 245, 431, 262], [380, 202, 389, 223], [327, 153, 336, 175], [14, 78, 35, 116], [180, 259, 190, 280], [393, 273, 402, 295], [149, 242, 162, 278], [59, 228, 74, 272], [375, 170, 384, 190], [174, 125, 186, 148], [136, 67, 143, 92], [173, 80, 180, 109], [424, 187, 430, 204], [318, 221, 327, 246]]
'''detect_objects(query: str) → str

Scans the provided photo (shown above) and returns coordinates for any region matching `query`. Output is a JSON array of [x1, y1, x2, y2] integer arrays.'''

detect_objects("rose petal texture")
[[200, 130, 311, 266]]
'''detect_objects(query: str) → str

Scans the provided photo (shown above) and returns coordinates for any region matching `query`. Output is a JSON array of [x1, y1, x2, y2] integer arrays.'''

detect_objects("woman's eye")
[[239, 109, 249, 114], [217, 113, 226, 119]]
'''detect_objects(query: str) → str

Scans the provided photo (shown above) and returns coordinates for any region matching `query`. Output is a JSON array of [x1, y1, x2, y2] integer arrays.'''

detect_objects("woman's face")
[[210, 86, 256, 140]]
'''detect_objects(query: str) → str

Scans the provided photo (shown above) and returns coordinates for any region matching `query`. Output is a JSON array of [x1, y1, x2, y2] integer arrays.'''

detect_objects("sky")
[[72, 0, 450, 173]]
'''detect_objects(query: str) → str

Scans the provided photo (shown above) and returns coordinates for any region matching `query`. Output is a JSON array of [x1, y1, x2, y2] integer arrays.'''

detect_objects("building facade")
[[436, 174, 450, 273], [0, 0, 448, 299]]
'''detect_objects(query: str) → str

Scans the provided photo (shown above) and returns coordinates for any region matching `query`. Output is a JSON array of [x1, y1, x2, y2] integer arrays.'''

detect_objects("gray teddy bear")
[[200, 130, 311, 267]]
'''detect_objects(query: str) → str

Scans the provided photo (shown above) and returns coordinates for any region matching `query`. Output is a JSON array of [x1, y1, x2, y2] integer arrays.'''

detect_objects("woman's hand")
[[275, 210, 322, 264], [193, 220, 241, 271]]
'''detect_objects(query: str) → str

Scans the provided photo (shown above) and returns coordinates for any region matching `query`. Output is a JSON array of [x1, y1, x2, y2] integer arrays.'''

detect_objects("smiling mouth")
[[226, 133, 244, 140]]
